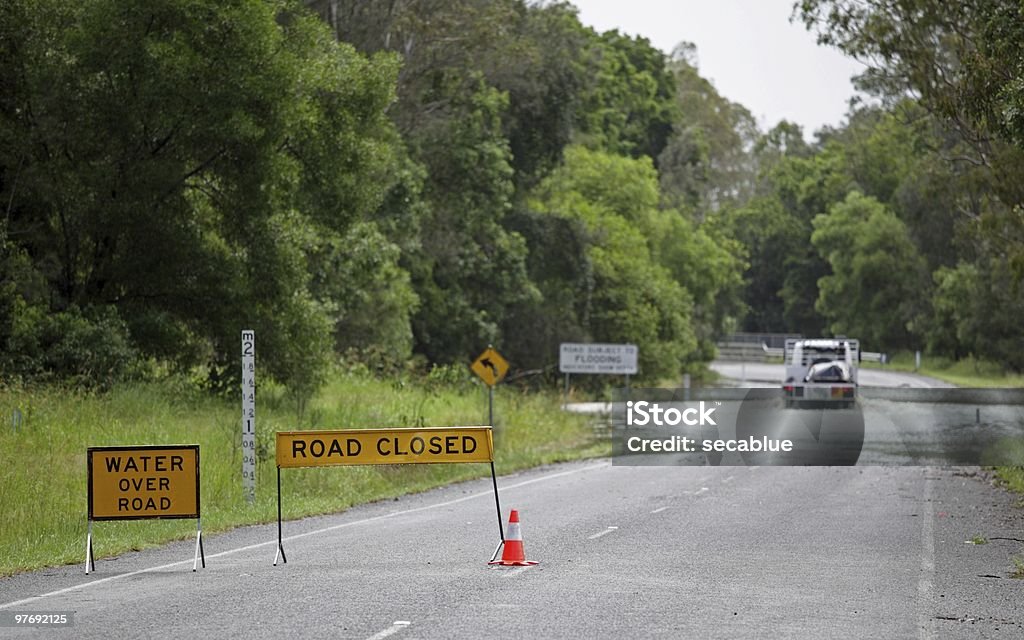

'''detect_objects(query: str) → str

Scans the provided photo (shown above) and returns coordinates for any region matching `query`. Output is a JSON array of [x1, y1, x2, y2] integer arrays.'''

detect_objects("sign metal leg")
[[193, 518, 205, 571], [489, 540, 504, 563], [490, 461, 504, 544], [85, 520, 95, 575], [274, 466, 287, 566]]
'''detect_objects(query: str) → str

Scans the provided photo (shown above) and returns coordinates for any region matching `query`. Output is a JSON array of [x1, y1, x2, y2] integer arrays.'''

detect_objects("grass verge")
[[1012, 556, 1024, 579], [0, 372, 607, 576], [860, 352, 1024, 388], [994, 466, 1024, 497]]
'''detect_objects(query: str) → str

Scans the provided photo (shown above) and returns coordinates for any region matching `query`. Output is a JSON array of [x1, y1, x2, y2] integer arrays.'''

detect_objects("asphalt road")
[[1, 365, 1022, 639]]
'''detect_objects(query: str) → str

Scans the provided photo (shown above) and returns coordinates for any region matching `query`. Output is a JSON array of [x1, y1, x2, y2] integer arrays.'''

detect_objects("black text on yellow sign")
[[88, 445, 200, 521], [470, 347, 509, 387], [276, 427, 494, 468]]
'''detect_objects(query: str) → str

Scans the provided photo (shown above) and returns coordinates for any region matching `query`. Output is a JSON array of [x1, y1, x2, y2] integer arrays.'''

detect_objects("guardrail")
[[716, 341, 887, 364], [715, 341, 773, 362]]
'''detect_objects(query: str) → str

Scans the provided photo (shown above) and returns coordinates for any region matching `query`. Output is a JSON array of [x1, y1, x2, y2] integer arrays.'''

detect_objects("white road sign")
[[559, 343, 638, 375]]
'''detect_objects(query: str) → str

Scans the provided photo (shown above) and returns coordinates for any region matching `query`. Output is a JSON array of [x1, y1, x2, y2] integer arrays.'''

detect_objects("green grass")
[[994, 466, 1024, 496], [1012, 556, 1024, 579], [861, 352, 1024, 388], [0, 373, 607, 576]]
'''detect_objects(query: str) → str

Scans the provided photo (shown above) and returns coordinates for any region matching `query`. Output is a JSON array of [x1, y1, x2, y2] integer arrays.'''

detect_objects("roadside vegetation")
[[995, 467, 1024, 498], [1013, 556, 1024, 579], [861, 353, 1024, 389], [0, 369, 604, 577]]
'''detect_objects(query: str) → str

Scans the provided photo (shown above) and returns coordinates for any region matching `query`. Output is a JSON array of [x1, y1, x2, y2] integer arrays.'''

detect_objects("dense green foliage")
[[779, 0, 1024, 367], [5, 0, 1024, 397], [0, 0, 746, 394], [1, 0, 400, 394]]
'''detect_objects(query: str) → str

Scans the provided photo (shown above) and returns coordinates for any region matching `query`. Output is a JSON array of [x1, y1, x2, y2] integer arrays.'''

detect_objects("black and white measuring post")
[[559, 343, 639, 393], [241, 330, 256, 504]]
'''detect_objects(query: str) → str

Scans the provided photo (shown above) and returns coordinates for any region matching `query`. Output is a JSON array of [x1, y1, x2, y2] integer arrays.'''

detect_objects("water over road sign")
[[88, 445, 200, 520]]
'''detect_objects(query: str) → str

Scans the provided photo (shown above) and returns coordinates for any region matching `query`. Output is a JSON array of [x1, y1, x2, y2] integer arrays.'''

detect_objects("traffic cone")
[[489, 509, 539, 566]]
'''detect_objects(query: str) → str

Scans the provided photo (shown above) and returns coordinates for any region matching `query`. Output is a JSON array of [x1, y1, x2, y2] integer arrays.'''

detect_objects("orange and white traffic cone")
[[488, 509, 539, 566]]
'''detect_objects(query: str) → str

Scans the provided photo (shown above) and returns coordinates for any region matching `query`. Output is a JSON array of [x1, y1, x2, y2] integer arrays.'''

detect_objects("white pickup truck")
[[782, 338, 858, 409]]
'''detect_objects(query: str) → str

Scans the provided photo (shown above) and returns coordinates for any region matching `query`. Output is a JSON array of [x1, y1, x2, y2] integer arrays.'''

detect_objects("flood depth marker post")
[[272, 427, 500, 565], [241, 330, 256, 503]]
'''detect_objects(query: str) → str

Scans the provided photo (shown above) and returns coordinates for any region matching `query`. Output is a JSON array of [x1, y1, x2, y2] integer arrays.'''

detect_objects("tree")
[[489, 1, 592, 188], [811, 192, 928, 350], [797, 0, 1024, 284], [927, 258, 1024, 370], [658, 46, 759, 213], [307, 221, 418, 367], [720, 196, 801, 333], [653, 211, 746, 361], [0, 0, 400, 395], [405, 77, 538, 364], [530, 146, 698, 381], [755, 139, 851, 336], [576, 31, 678, 161]]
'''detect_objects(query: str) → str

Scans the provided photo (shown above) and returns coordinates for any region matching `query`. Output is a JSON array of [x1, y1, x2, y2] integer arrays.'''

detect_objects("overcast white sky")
[[570, 0, 867, 136]]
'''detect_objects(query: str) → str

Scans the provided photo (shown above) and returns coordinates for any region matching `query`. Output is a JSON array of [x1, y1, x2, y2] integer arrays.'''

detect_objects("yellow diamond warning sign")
[[88, 445, 200, 521], [471, 347, 509, 387], [276, 427, 493, 468]]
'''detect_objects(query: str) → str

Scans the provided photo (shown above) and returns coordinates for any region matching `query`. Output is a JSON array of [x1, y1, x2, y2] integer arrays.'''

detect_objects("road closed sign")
[[276, 427, 494, 468], [560, 343, 639, 374], [88, 445, 200, 520]]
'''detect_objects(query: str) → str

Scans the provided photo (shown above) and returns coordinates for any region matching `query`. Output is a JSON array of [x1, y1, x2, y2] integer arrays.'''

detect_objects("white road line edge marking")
[[917, 472, 936, 640], [0, 461, 609, 610], [366, 620, 412, 640], [650, 507, 668, 514], [587, 526, 618, 540]]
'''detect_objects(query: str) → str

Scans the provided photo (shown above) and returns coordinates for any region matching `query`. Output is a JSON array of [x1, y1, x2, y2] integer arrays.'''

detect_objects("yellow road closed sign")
[[88, 445, 200, 520], [276, 427, 493, 468]]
